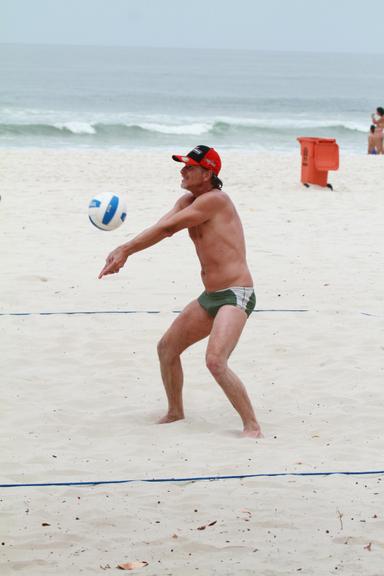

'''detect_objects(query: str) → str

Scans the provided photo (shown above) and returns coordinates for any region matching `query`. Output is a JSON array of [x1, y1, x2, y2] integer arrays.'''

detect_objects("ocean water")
[[1, 44, 384, 152]]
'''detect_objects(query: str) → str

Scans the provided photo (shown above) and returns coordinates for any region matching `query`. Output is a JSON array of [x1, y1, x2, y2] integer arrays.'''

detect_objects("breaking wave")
[[0, 118, 369, 144]]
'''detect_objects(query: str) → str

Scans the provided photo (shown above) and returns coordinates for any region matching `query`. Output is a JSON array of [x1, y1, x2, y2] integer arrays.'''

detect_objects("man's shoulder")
[[197, 189, 232, 209], [176, 192, 195, 208], [199, 188, 228, 200]]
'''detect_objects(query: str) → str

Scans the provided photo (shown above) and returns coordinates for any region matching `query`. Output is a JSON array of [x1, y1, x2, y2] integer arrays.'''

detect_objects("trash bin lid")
[[297, 137, 337, 144], [314, 142, 339, 171]]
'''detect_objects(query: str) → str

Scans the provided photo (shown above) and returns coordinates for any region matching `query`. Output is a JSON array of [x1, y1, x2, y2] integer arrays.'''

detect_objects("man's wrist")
[[120, 242, 133, 257]]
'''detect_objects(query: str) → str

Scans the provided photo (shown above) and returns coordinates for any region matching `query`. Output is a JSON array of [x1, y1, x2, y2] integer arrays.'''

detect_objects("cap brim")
[[172, 155, 199, 166]]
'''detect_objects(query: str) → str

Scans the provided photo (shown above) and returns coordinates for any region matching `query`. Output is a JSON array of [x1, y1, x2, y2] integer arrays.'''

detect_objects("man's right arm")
[[98, 193, 193, 278]]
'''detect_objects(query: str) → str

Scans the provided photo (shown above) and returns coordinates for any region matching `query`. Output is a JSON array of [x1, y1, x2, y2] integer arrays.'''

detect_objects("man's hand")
[[98, 246, 129, 279]]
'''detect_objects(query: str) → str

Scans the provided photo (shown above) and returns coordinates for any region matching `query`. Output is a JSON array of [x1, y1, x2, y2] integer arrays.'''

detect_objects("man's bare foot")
[[157, 413, 184, 424], [241, 425, 263, 438]]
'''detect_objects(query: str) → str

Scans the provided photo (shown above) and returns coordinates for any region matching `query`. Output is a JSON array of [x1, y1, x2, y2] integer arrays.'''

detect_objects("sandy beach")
[[1, 148, 383, 575]]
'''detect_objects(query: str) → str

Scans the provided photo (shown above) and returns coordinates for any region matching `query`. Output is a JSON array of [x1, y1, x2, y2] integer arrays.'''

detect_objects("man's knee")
[[157, 334, 178, 363], [206, 352, 227, 378]]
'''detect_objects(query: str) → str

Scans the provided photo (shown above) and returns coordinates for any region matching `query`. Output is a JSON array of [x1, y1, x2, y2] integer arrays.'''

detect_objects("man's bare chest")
[[188, 225, 204, 242]]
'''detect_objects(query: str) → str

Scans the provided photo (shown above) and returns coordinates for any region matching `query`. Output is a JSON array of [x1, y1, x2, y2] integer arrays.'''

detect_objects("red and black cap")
[[172, 145, 221, 175]]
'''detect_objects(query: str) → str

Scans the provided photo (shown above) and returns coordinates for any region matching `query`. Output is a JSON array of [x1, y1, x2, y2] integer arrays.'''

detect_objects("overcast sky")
[[2, 0, 383, 54]]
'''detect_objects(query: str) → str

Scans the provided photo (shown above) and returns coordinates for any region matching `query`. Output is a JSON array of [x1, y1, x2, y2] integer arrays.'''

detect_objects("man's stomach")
[[200, 264, 253, 292]]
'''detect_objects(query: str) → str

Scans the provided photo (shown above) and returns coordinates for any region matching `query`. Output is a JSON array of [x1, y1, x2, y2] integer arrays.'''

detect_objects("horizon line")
[[1, 42, 384, 57]]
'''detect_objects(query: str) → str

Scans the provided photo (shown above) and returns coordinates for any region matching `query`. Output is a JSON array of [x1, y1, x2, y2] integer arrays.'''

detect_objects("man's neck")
[[190, 184, 216, 197]]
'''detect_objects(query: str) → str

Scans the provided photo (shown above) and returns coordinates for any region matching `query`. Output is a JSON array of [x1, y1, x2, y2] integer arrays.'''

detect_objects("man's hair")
[[211, 173, 223, 190], [377, 107, 384, 116]]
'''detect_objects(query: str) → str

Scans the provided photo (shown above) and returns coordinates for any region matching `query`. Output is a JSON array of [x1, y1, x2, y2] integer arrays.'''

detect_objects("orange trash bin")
[[297, 137, 339, 189]]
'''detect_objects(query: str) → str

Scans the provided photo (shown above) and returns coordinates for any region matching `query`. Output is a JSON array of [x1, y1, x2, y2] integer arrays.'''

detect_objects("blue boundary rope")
[[0, 309, 308, 317], [0, 310, 378, 318], [2, 469, 383, 488]]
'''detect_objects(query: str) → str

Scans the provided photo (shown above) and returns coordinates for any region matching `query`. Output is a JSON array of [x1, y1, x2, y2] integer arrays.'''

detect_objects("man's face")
[[180, 164, 209, 192]]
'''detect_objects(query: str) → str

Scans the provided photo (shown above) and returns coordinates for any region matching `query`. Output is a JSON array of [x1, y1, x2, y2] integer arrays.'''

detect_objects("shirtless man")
[[99, 145, 262, 438], [368, 125, 378, 155]]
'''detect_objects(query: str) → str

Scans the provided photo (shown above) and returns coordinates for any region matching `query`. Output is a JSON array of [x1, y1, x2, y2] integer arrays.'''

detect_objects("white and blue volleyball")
[[88, 192, 127, 231]]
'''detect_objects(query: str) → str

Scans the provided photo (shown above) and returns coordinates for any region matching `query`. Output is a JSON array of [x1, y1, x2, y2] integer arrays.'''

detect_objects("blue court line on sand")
[[0, 309, 309, 317], [0, 310, 379, 318], [1, 469, 383, 489]]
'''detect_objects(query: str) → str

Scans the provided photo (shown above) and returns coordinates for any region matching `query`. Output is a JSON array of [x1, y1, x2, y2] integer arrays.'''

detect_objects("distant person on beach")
[[371, 107, 384, 154], [368, 125, 378, 154], [99, 145, 262, 438]]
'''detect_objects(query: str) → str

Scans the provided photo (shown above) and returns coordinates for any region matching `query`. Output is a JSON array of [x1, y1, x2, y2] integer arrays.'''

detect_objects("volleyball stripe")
[[102, 195, 119, 225]]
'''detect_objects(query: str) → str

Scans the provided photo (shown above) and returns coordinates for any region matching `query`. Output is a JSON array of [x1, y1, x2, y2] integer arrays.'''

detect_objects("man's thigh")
[[206, 305, 248, 360], [161, 299, 213, 355]]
